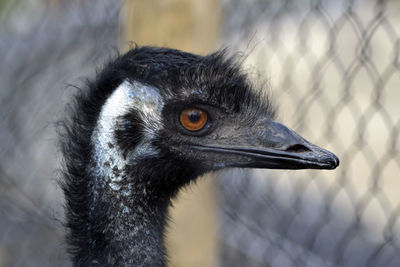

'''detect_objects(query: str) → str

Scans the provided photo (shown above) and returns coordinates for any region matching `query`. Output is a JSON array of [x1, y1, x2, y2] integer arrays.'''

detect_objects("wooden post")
[[124, 1, 221, 266], [124, 0, 220, 53]]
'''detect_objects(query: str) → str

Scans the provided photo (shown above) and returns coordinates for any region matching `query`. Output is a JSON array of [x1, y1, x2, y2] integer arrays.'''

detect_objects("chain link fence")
[[0, 1, 121, 266], [0, 0, 399, 266], [219, 0, 400, 266]]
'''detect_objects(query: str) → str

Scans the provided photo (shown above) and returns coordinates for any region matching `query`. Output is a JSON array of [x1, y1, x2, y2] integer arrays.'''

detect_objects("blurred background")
[[0, 0, 399, 266]]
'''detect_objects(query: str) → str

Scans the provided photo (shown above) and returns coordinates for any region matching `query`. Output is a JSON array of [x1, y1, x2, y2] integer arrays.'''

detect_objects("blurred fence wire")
[[219, 0, 400, 266], [0, 0, 399, 267], [0, 0, 121, 266]]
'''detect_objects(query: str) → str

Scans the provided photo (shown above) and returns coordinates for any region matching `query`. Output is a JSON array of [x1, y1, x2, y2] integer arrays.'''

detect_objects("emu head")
[[91, 47, 339, 192]]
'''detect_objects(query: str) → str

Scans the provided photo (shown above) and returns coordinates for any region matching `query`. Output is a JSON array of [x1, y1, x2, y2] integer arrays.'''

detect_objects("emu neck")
[[87, 169, 171, 266], [84, 80, 171, 266]]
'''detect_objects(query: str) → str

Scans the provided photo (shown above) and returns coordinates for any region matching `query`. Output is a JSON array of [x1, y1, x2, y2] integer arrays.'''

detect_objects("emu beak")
[[194, 120, 339, 170]]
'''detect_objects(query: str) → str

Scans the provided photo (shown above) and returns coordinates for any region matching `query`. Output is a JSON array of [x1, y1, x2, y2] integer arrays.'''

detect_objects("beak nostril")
[[285, 144, 311, 153]]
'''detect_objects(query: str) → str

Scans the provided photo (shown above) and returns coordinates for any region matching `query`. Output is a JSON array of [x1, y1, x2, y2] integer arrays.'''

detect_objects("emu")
[[60, 46, 339, 266]]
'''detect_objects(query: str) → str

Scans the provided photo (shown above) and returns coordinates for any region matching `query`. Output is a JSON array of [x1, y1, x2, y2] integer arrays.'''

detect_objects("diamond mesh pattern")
[[219, 0, 400, 266]]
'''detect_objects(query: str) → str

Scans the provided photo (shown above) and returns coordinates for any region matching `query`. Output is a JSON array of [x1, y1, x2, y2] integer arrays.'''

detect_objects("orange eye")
[[180, 108, 208, 131]]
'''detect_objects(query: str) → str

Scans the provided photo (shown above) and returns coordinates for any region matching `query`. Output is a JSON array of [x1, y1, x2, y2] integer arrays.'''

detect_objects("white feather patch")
[[91, 80, 164, 192]]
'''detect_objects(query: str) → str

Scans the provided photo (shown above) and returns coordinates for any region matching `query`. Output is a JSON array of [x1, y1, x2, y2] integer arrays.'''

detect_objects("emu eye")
[[180, 108, 208, 132]]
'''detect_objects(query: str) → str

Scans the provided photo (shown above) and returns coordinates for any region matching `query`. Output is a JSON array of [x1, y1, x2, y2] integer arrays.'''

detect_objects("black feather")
[[60, 46, 276, 266]]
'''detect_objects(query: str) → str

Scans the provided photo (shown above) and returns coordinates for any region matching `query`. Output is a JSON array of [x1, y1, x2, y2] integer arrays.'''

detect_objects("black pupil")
[[188, 111, 201, 123]]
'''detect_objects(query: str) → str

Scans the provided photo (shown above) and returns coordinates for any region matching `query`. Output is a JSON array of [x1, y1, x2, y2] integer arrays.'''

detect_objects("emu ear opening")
[[115, 110, 144, 157]]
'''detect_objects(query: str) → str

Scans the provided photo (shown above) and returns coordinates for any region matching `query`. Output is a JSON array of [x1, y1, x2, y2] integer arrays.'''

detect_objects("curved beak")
[[193, 121, 339, 170]]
